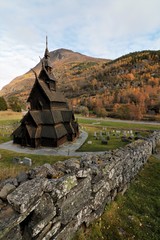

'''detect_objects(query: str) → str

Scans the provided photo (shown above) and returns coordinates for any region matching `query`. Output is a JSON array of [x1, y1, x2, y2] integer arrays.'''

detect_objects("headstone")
[[23, 157, 32, 166], [99, 131, 102, 136], [101, 138, 108, 145], [123, 130, 127, 137], [12, 157, 21, 164]]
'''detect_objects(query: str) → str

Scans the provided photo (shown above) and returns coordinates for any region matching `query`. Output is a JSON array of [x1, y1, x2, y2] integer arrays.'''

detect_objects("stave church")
[[12, 38, 79, 148]]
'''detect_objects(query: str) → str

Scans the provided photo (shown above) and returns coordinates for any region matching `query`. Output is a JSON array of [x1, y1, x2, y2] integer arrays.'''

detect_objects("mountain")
[[1, 49, 160, 121], [0, 48, 107, 102]]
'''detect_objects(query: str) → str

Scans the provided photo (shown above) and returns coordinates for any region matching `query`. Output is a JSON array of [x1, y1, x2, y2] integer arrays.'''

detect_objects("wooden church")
[[12, 38, 79, 148]]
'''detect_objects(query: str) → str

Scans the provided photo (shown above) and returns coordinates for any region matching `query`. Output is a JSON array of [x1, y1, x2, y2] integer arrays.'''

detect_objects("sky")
[[0, 0, 160, 90]]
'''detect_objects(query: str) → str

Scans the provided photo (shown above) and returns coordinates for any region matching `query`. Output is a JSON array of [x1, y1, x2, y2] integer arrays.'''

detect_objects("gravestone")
[[23, 157, 32, 166]]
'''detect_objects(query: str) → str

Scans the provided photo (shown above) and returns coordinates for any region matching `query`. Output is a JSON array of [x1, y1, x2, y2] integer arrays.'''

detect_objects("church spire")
[[44, 36, 52, 73], [46, 35, 48, 48]]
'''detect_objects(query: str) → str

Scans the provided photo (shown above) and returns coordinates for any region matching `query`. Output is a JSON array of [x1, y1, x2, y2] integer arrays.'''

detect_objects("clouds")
[[0, 0, 160, 90]]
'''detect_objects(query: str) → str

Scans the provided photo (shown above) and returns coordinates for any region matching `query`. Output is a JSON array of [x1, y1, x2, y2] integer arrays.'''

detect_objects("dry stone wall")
[[0, 131, 160, 240]]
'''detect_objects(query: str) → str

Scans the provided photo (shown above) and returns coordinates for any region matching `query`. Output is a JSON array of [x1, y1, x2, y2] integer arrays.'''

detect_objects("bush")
[[93, 107, 107, 117], [8, 96, 22, 112], [74, 105, 89, 116], [0, 97, 8, 110], [113, 103, 143, 120]]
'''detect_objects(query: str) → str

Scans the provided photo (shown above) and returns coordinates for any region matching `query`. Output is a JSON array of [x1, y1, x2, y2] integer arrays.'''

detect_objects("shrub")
[[0, 97, 7, 111], [8, 96, 22, 112]]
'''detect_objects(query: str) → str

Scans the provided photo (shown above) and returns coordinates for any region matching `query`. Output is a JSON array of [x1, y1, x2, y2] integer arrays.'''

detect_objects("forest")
[[70, 50, 160, 120]]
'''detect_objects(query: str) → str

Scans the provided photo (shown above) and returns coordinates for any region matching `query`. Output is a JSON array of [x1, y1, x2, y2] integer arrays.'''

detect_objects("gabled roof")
[[51, 110, 63, 123], [30, 110, 54, 125], [38, 68, 57, 83], [41, 124, 67, 139], [27, 109, 74, 125], [38, 79, 66, 103], [41, 126, 56, 138], [12, 125, 23, 137], [26, 125, 37, 138], [28, 110, 66, 125]]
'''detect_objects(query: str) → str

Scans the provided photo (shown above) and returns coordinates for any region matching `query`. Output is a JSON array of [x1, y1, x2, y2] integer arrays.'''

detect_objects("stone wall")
[[0, 131, 160, 240]]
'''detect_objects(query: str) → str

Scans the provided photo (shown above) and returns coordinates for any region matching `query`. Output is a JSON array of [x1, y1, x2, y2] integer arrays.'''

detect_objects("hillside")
[[0, 49, 160, 120], [0, 49, 107, 102], [70, 50, 160, 120]]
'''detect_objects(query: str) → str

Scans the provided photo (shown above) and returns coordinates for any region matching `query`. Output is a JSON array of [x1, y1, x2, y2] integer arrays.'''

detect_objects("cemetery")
[[78, 125, 150, 152]]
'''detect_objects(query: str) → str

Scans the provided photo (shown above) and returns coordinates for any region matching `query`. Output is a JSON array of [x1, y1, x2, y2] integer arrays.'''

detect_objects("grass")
[[78, 126, 132, 152], [0, 111, 159, 179], [0, 149, 70, 180], [77, 117, 160, 131], [73, 155, 160, 240], [0, 110, 22, 143], [0, 110, 22, 121], [78, 125, 150, 152]]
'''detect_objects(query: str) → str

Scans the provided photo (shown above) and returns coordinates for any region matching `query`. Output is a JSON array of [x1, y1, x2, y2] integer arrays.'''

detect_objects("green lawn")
[[78, 124, 151, 152], [0, 149, 70, 180], [73, 155, 160, 240], [77, 117, 160, 131], [78, 126, 131, 152]]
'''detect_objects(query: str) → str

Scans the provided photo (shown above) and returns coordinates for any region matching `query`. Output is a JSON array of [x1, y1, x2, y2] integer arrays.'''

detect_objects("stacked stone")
[[0, 131, 160, 240]]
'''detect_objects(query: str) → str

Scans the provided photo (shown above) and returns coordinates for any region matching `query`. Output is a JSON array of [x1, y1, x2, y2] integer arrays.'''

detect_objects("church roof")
[[30, 110, 53, 125], [38, 79, 66, 103], [55, 123, 67, 138], [41, 125, 56, 138], [28, 109, 73, 126], [26, 125, 37, 138], [12, 125, 23, 137], [38, 67, 57, 82]]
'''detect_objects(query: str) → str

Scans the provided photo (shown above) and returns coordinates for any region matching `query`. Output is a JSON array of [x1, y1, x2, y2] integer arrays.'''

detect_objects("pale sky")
[[0, 0, 160, 90]]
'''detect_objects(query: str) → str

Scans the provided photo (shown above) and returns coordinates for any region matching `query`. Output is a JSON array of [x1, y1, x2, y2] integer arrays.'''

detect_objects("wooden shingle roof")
[[38, 79, 66, 103], [51, 110, 63, 123], [26, 125, 37, 138], [55, 124, 67, 138], [29, 110, 68, 125], [41, 126, 56, 138], [12, 125, 23, 137]]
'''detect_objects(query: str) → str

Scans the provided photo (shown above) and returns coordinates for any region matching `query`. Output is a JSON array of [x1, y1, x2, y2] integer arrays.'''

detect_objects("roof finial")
[[46, 36, 48, 49]]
